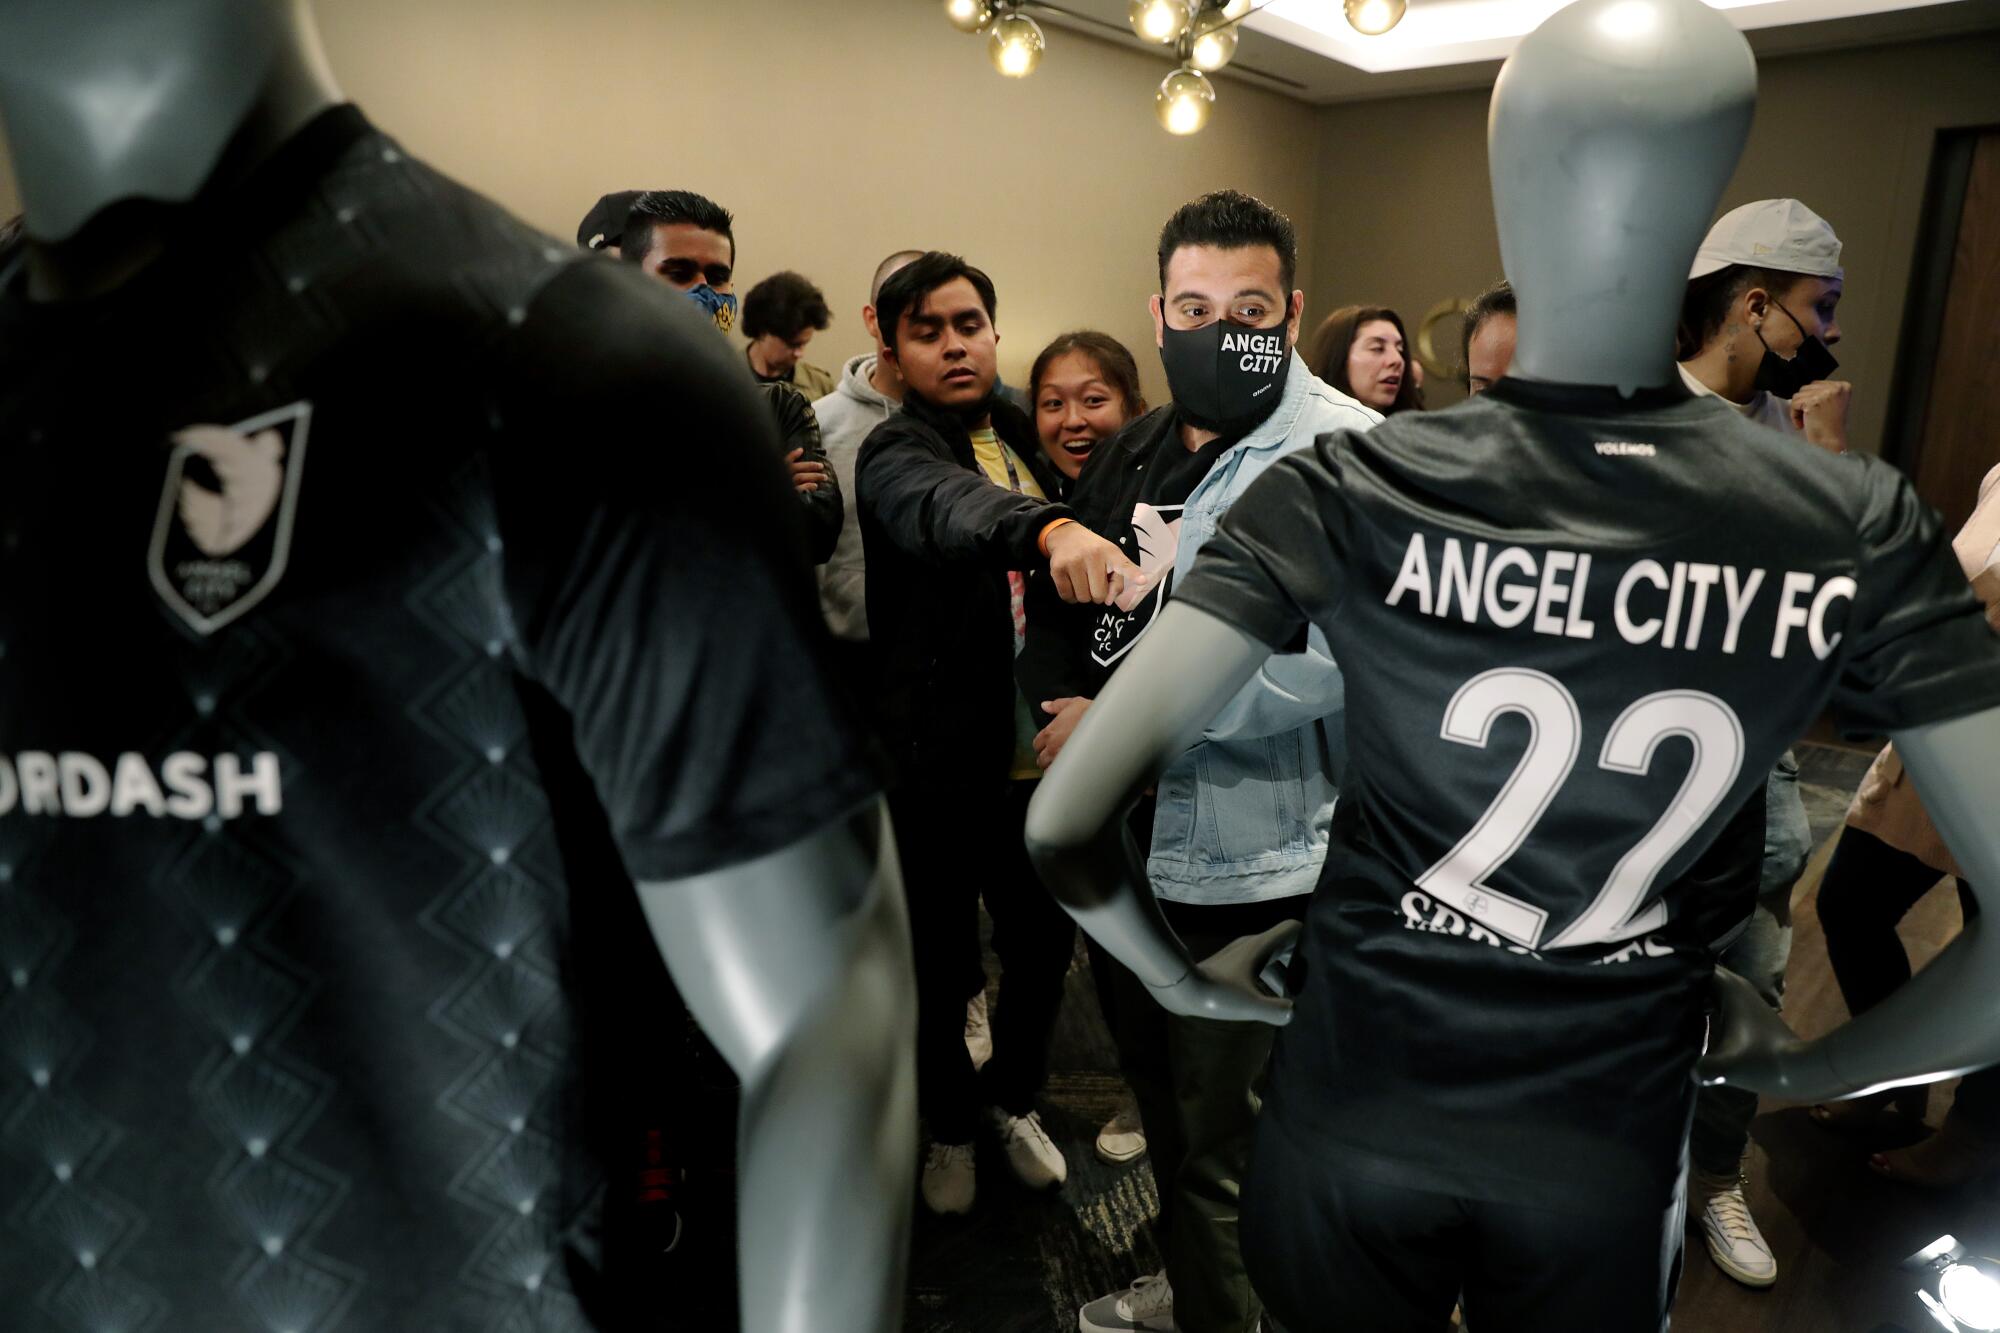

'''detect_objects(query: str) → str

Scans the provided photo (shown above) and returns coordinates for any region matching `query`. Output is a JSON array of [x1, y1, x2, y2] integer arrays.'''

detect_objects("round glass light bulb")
[[1221, 0, 1253, 16], [1941, 1264, 2000, 1332], [1156, 67, 1216, 136], [1188, 8, 1239, 71], [945, 0, 994, 33], [1129, 0, 1192, 44], [989, 13, 1046, 77], [1344, 0, 1406, 34]]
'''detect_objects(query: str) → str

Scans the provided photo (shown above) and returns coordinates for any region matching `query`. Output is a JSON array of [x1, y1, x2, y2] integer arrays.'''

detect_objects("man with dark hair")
[[742, 270, 835, 400], [621, 189, 737, 316], [1462, 278, 1516, 394], [608, 187, 841, 563], [1021, 189, 1377, 1333], [858, 251, 1135, 1218]]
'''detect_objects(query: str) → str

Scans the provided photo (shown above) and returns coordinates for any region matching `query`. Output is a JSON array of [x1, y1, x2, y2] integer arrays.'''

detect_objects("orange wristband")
[[1037, 517, 1077, 558]]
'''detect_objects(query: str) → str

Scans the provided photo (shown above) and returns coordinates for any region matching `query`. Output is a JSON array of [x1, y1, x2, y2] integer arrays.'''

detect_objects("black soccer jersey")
[[0, 107, 875, 1331], [1175, 375, 2000, 1209]]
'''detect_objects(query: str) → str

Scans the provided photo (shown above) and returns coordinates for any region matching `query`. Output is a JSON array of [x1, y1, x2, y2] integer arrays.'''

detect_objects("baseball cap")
[[1689, 199, 1844, 280], [577, 190, 644, 252]]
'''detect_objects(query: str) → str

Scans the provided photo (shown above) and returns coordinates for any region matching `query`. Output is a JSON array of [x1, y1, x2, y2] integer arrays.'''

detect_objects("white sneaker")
[[922, 1141, 977, 1215], [1080, 1271, 1175, 1332], [1096, 1096, 1147, 1165], [1698, 1178, 1777, 1288], [989, 1107, 1067, 1189], [965, 993, 993, 1070]]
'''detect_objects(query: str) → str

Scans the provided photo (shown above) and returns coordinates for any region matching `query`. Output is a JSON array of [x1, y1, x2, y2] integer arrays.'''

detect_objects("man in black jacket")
[[858, 252, 1135, 1216]]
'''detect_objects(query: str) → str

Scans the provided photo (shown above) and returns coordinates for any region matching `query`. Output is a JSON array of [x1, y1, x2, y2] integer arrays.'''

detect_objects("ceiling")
[[1035, 0, 2000, 101]]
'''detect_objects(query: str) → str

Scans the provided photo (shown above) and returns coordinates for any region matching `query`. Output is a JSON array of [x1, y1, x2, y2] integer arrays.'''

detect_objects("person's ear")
[[881, 343, 899, 371], [1286, 290, 1305, 347], [1743, 287, 1770, 329], [1150, 293, 1166, 349], [862, 305, 880, 342]]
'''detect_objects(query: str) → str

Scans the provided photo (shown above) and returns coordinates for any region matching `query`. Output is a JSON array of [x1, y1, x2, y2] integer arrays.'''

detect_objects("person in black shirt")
[[857, 252, 1137, 1217], [0, 8, 915, 1333], [1027, 3, 2000, 1329], [1021, 193, 1376, 1333], [617, 188, 844, 564]]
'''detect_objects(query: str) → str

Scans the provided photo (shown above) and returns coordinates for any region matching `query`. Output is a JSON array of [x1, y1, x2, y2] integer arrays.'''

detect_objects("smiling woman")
[[1028, 331, 1148, 485]]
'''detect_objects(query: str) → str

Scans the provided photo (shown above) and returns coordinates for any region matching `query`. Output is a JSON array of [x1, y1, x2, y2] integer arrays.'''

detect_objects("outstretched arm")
[[637, 798, 915, 1333], [1024, 601, 1297, 1023], [1701, 706, 2000, 1101]]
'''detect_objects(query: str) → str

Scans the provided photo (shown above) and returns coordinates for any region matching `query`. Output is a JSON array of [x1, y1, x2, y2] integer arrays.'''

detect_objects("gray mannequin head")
[[1488, 0, 1755, 393], [0, 0, 339, 242]]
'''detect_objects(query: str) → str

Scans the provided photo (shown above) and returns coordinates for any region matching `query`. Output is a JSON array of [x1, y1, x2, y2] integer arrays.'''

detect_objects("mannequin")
[[1027, 0, 2000, 1324], [0, 4, 913, 1332]]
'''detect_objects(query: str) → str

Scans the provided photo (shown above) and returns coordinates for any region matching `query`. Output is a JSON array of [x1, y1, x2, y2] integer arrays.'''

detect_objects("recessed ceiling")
[[1037, 0, 2000, 100]]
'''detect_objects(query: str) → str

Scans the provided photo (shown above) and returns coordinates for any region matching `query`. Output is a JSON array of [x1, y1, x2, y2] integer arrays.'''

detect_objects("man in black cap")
[[577, 188, 842, 565], [577, 189, 642, 256]]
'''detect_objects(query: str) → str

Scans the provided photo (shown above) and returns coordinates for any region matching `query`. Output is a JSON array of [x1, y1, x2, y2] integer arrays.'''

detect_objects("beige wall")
[[312, 0, 1323, 408], [0, 1, 1320, 403], [1310, 31, 2000, 440]]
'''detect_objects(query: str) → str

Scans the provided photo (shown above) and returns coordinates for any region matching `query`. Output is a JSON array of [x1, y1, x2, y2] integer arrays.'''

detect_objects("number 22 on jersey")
[[1416, 667, 1746, 952]]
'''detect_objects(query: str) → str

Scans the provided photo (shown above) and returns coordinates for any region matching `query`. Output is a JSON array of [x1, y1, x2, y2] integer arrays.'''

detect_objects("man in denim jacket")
[[1018, 192, 1378, 1333]]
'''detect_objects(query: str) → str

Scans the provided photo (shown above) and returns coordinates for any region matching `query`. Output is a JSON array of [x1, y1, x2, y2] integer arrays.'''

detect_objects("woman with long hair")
[[1307, 304, 1423, 414]]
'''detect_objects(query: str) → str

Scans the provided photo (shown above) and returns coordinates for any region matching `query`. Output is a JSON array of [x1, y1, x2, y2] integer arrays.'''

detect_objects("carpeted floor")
[[907, 739, 1921, 1333]]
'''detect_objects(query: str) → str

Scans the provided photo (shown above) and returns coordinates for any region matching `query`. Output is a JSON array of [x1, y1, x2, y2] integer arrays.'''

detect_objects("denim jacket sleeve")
[[1201, 622, 1345, 744]]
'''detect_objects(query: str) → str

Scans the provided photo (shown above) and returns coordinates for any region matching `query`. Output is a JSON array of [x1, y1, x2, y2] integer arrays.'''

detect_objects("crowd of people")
[[565, 179, 1999, 1332]]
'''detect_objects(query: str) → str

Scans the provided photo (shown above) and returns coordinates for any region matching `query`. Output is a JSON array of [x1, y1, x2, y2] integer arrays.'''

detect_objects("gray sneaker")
[[1079, 1271, 1175, 1332], [1698, 1177, 1777, 1288]]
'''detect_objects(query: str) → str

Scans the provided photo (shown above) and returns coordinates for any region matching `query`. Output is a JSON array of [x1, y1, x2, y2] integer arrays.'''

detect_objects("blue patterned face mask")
[[687, 283, 738, 334]]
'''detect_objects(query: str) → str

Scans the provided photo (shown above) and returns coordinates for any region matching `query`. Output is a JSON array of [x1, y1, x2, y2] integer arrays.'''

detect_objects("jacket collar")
[[1231, 349, 1319, 454], [901, 386, 1063, 495]]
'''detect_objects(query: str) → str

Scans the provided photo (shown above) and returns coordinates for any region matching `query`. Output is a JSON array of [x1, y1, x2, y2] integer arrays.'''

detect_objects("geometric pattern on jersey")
[[0, 116, 611, 1332], [407, 459, 587, 1332], [161, 818, 362, 1333], [3, 839, 167, 1333]]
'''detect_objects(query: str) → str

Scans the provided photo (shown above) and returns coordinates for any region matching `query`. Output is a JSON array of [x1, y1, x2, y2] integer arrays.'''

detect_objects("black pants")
[[1244, 1119, 1685, 1333], [890, 776, 1076, 1144], [1105, 895, 1307, 1333], [1815, 825, 2000, 1130]]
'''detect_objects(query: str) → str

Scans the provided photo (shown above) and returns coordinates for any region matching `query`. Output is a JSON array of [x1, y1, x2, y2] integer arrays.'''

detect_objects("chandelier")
[[942, 0, 1407, 135]]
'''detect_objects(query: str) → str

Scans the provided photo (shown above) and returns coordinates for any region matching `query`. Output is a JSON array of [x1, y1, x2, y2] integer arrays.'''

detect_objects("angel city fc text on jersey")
[[1384, 532, 1857, 659]]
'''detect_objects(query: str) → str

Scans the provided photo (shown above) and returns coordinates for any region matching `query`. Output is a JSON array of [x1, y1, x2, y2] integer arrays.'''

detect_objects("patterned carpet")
[[904, 740, 1881, 1333]]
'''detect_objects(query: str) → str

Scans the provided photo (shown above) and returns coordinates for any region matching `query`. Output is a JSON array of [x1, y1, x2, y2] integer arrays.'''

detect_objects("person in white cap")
[[1675, 197, 1851, 453], [1671, 196, 1848, 1291]]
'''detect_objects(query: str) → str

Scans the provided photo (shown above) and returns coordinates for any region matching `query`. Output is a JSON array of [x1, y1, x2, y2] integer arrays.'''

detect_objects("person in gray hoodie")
[[812, 248, 922, 695]]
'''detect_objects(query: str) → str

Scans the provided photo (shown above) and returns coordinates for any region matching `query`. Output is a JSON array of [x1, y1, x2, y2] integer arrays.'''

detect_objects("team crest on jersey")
[[148, 401, 311, 635]]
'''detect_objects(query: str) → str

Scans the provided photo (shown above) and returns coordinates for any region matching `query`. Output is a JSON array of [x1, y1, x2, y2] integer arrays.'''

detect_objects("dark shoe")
[[1870, 1110, 2000, 1189]]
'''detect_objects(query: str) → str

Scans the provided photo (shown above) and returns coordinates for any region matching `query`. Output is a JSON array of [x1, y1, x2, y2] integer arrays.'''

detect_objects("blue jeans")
[[1690, 752, 1812, 1176]]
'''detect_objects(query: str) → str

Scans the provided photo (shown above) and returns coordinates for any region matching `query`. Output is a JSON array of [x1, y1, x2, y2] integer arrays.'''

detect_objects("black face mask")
[[1160, 318, 1291, 433], [1751, 299, 1838, 399]]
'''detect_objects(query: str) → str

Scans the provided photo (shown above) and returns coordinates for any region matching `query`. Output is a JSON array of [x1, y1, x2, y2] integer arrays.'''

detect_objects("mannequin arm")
[[1023, 601, 1297, 1023], [1701, 706, 2000, 1101], [636, 797, 915, 1333]]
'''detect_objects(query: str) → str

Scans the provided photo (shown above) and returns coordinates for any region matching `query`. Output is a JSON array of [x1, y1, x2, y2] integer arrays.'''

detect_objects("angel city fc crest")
[[149, 401, 311, 635]]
